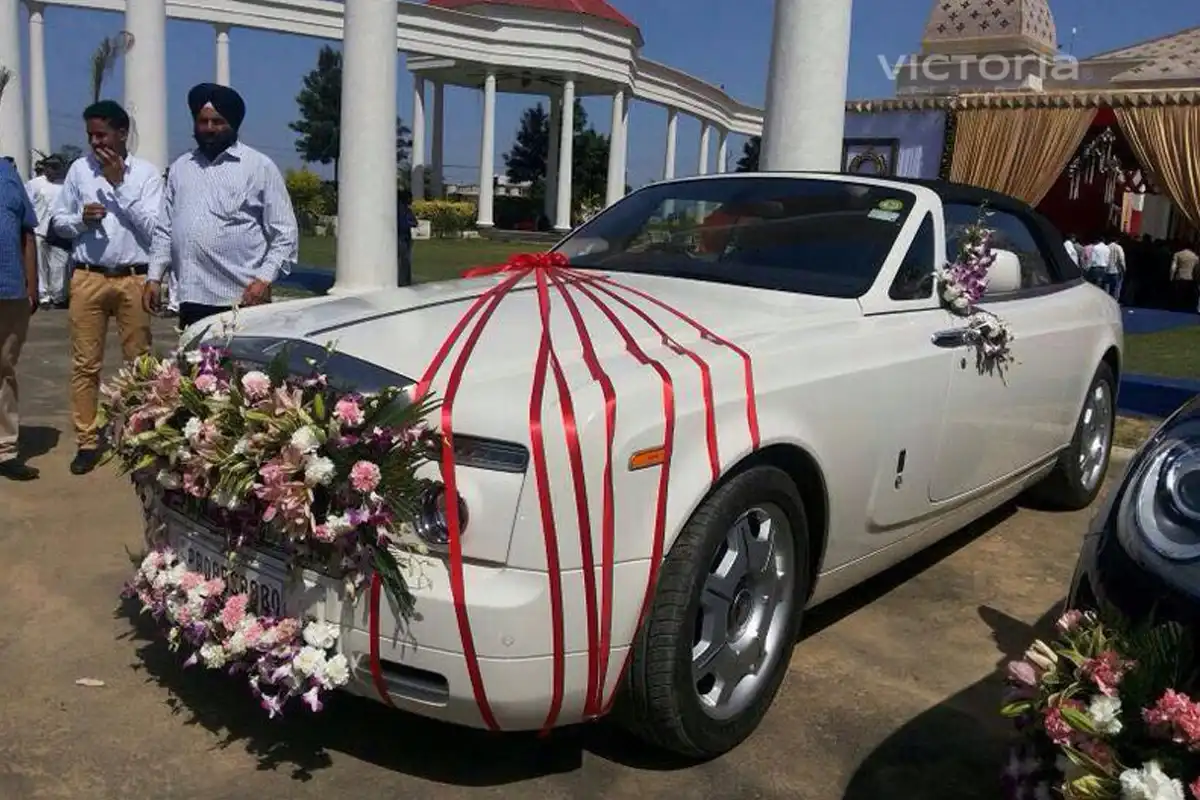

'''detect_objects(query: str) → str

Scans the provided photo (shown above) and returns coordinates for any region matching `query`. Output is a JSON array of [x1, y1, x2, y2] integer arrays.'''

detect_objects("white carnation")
[[292, 645, 327, 680], [1118, 761, 1185, 800], [290, 426, 321, 454], [199, 643, 228, 669], [323, 653, 350, 687], [302, 621, 339, 651], [304, 456, 336, 487], [233, 438, 249, 455], [156, 469, 181, 490], [1088, 694, 1123, 735], [182, 417, 203, 441]]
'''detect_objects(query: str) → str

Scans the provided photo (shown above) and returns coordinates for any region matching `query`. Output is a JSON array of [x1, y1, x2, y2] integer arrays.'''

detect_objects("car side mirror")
[[985, 249, 1022, 296]]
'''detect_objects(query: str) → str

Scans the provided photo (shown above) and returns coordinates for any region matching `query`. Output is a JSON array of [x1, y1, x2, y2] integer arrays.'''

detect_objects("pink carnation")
[[220, 594, 249, 631], [240, 371, 272, 400], [179, 572, 204, 592], [1144, 689, 1200, 749], [1190, 776, 1200, 800], [349, 460, 381, 493], [334, 398, 364, 427], [1043, 700, 1083, 747], [1080, 650, 1132, 697], [194, 373, 218, 394], [1055, 609, 1084, 634]]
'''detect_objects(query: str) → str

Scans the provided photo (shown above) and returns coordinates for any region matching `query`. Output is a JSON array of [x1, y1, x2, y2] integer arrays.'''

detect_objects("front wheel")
[[614, 465, 810, 759]]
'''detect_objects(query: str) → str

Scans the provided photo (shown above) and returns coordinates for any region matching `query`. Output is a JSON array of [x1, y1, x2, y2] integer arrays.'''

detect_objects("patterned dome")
[[921, 0, 1057, 56]]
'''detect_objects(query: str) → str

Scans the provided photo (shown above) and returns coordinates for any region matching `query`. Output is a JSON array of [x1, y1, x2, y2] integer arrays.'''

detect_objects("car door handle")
[[931, 328, 973, 348]]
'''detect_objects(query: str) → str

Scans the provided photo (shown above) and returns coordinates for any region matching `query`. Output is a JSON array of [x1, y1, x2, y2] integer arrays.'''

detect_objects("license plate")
[[178, 532, 285, 620]]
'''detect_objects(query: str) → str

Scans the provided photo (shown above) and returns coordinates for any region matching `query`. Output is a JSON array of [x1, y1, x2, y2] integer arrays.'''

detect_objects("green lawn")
[[1125, 326, 1200, 381], [298, 235, 535, 283]]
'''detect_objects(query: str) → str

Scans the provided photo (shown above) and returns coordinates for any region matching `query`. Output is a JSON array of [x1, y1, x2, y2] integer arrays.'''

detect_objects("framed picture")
[[842, 138, 900, 177]]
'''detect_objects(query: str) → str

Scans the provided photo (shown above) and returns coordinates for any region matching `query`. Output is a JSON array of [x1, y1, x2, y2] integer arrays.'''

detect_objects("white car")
[[172, 173, 1121, 759]]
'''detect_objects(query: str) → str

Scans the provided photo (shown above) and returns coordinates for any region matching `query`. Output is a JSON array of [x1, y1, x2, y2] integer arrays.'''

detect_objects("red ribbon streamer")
[[366, 251, 757, 731]]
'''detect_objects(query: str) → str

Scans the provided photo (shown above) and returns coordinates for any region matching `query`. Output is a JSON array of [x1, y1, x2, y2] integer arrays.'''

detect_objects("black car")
[[1069, 395, 1200, 622]]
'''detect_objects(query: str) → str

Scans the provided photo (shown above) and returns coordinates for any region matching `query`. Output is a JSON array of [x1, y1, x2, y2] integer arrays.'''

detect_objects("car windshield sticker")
[[877, 198, 904, 212], [868, 209, 901, 223]]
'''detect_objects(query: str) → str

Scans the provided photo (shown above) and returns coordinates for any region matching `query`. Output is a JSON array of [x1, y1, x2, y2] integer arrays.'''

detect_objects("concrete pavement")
[[0, 309, 1104, 799]]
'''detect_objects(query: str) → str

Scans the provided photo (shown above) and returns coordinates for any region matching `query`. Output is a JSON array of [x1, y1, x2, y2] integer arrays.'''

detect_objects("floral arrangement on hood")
[[1001, 608, 1200, 800], [99, 327, 439, 715], [937, 205, 1015, 374]]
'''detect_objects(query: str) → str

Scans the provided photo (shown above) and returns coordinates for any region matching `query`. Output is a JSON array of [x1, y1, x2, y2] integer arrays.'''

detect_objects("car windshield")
[[554, 176, 917, 298]]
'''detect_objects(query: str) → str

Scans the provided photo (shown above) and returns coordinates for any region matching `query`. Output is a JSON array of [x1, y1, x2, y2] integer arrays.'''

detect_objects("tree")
[[736, 136, 761, 172], [289, 45, 411, 184], [89, 33, 133, 103], [503, 99, 610, 205]]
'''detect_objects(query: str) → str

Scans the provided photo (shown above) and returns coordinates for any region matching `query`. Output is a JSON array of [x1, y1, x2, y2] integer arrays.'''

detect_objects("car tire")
[[614, 465, 810, 760], [1027, 361, 1117, 511]]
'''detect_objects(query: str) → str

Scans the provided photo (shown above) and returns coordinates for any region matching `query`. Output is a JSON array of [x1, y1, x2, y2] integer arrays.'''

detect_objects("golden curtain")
[[949, 107, 1097, 206], [1115, 105, 1200, 230]]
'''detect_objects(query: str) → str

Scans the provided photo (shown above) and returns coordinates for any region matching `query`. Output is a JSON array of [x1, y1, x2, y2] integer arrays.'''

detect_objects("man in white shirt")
[[1107, 235, 1126, 301], [50, 100, 163, 475], [1064, 233, 1082, 267], [26, 156, 69, 307], [1088, 237, 1111, 288]]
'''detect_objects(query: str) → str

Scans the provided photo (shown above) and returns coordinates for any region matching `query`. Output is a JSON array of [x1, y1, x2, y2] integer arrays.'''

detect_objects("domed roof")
[[426, 0, 638, 32], [921, 0, 1057, 57]]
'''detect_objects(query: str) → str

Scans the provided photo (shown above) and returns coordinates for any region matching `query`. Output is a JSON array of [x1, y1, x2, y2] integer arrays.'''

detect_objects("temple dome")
[[921, 0, 1057, 57]]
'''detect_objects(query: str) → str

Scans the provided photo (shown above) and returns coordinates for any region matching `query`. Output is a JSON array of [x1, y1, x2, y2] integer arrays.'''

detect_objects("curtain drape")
[[1115, 105, 1200, 230], [949, 107, 1097, 206]]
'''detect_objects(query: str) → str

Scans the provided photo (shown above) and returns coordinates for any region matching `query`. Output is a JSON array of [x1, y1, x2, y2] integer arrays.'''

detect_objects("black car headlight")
[[1115, 401, 1200, 592]]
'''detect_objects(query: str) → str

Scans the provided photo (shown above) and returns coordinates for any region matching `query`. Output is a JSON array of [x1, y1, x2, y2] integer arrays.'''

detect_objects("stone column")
[[605, 89, 626, 207], [554, 78, 575, 232], [716, 128, 728, 173], [27, 1, 50, 164], [0, 0, 28, 177], [332, 0, 397, 293], [215, 24, 231, 85], [410, 76, 426, 200], [124, 0, 168, 169], [663, 107, 677, 180], [698, 122, 711, 175], [476, 70, 496, 228], [430, 80, 444, 198], [760, 0, 853, 171], [544, 92, 560, 221]]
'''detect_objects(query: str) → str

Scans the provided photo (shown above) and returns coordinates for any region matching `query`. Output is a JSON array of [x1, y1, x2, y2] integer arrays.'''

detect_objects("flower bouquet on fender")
[[99, 326, 440, 716], [1001, 608, 1200, 799], [937, 205, 1015, 374]]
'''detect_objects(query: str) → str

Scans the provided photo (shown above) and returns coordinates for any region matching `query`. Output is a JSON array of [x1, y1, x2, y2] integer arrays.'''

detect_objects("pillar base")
[[475, 221, 495, 229]]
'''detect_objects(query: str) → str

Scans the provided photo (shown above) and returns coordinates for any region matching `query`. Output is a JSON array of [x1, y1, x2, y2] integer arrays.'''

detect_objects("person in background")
[[144, 83, 298, 330], [50, 100, 161, 476], [1170, 242, 1199, 312], [1064, 232, 1082, 267], [1106, 232, 1126, 302], [397, 188, 417, 286], [1086, 235, 1110, 288], [27, 156, 69, 308], [0, 154, 41, 480]]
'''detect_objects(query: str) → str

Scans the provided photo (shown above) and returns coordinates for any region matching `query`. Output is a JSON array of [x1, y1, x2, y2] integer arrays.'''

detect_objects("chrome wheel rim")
[[1079, 381, 1113, 492], [692, 503, 795, 721]]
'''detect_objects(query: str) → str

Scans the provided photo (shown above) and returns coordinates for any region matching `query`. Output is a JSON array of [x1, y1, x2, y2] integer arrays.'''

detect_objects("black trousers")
[[179, 303, 232, 330]]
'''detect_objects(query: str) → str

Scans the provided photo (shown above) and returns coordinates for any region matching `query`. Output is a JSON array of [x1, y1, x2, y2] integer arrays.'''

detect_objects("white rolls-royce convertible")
[[161, 173, 1121, 759]]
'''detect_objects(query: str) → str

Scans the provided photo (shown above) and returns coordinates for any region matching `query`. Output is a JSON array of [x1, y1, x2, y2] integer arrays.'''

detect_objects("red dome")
[[426, 0, 638, 32]]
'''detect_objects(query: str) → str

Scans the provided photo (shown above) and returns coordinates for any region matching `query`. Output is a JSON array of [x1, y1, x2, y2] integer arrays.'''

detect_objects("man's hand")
[[27, 291, 38, 316], [142, 280, 162, 315], [96, 147, 126, 187], [241, 279, 272, 307], [82, 202, 107, 226]]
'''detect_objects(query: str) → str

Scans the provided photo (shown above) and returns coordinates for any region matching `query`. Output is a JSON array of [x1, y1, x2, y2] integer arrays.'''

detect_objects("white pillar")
[[698, 123, 711, 175], [476, 70, 496, 228], [717, 129, 728, 174], [431, 80, 444, 198], [605, 89, 626, 207], [544, 93, 559, 220], [664, 107, 677, 180], [27, 2, 50, 164], [0, 0, 28, 178], [410, 76, 426, 200], [760, 0, 853, 171], [617, 96, 629, 196], [124, 0, 168, 169], [332, 0, 397, 293], [554, 78, 575, 232], [215, 24, 231, 85]]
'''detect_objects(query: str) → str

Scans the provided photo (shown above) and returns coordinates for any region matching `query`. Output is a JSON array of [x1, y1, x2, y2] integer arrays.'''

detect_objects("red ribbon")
[[366, 251, 759, 731]]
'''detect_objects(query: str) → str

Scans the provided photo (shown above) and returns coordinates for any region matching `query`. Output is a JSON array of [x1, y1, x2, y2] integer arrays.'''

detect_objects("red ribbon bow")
[[461, 250, 570, 279]]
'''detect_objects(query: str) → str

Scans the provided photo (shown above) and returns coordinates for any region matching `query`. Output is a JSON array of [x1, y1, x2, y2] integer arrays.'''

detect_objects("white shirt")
[[1108, 242, 1125, 274], [1064, 240, 1079, 265], [149, 141, 297, 306], [1089, 242, 1111, 270], [25, 175, 61, 238], [51, 153, 163, 268]]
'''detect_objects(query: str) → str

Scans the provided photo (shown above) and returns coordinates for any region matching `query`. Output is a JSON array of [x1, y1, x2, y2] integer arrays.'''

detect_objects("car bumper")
[[159, 504, 636, 731]]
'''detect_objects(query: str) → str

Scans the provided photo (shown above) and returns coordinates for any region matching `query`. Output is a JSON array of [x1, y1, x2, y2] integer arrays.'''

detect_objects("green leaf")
[[312, 393, 326, 421], [999, 700, 1034, 717], [1060, 706, 1098, 735], [1064, 774, 1118, 800]]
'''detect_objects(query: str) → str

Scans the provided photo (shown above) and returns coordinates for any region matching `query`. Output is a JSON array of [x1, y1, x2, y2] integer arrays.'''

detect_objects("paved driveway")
[[0, 310, 1100, 799]]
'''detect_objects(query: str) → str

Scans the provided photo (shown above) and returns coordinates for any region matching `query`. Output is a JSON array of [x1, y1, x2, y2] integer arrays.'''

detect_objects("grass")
[[1124, 326, 1200, 382], [1114, 415, 1160, 450], [297, 235, 535, 283]]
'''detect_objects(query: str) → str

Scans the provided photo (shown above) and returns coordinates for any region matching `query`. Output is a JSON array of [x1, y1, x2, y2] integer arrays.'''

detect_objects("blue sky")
[[14, 0, 1199, 186]]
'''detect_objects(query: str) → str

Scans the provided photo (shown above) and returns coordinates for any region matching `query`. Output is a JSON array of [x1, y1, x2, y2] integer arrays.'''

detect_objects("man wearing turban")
[[144, 83, 298, 330]]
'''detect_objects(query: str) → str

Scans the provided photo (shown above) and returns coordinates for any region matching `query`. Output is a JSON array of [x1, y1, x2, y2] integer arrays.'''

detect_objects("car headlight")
[[1115, 403, 1200, 591]]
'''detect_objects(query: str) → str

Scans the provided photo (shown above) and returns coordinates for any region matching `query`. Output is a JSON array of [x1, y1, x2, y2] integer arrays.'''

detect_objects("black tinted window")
[[889, 214, 936, 300], [555, 177, 917, 299], [945, 204, 1056, 290]]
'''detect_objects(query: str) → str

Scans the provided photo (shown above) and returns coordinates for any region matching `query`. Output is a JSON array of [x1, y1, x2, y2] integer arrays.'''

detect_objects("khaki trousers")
[[0, 299, 31, 464], [69, 270, 152, 450]]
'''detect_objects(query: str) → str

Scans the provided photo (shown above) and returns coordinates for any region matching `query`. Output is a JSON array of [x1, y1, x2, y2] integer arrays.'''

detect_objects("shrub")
[[413, 200, 476, 238], [285, 167, 328, 235]]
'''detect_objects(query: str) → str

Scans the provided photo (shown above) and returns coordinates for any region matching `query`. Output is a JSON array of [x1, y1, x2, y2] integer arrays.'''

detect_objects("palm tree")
[[89, 33, 133, 103]]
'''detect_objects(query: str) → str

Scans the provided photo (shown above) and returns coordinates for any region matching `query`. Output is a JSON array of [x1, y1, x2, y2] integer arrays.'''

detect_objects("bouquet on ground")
[[1001, 608, 1200, 799], [100, 333, 440, 716], [937, 206, 1015, 372]]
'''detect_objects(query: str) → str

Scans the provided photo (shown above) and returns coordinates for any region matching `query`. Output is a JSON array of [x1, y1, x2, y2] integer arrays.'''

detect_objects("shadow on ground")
[[19, 425, 60, 459], [115, 501, 1031, 788]]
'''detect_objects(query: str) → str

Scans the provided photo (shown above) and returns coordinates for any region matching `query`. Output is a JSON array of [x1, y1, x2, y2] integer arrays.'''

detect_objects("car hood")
[[226, 272, 861, 388]]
